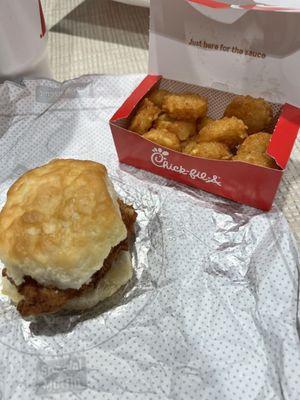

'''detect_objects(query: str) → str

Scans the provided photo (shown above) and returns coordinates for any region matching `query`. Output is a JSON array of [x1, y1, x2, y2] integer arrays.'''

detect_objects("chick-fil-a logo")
[[150, 147, 222, 186]]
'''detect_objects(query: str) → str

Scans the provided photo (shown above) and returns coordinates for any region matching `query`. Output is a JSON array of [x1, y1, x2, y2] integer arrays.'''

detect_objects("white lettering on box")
[[150, 148, 221, 186]]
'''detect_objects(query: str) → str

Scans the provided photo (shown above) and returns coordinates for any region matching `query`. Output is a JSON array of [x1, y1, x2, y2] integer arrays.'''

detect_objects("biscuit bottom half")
[[2, 250, 133, 313]]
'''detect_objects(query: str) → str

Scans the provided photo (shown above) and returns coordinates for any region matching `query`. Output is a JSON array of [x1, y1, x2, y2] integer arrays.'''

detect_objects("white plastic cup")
[[0, 0, 51, 83]]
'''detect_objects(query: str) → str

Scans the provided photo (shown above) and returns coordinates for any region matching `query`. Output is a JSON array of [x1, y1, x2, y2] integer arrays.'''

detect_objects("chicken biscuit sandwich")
[[0, 159, 136, 317]]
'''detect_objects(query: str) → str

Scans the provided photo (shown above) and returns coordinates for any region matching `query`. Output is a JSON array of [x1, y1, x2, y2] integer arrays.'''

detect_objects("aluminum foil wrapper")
[[0, 76, 299, 400]]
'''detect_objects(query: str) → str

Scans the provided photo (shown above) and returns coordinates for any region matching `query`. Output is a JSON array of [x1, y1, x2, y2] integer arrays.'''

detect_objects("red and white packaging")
[[110, 0, 300, 211], [0, 0, 50, 83]]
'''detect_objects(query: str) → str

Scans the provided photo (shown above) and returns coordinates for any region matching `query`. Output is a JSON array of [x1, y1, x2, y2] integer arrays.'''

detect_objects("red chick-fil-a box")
[[110, 0, 300, 211]]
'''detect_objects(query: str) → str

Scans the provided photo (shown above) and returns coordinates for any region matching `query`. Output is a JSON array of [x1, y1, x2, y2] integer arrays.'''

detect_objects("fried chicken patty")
[[2, 200, 137, 317]]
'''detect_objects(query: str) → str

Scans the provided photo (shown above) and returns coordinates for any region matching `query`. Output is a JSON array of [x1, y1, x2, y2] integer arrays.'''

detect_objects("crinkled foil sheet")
[[0, 76, 299, 400]]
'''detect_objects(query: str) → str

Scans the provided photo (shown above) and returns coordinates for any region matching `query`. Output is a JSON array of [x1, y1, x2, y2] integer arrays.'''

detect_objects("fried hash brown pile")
[[128, 89, 279, 169]]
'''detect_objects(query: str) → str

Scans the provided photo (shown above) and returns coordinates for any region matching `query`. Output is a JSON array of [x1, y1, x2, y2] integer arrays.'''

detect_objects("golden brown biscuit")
[[162, 93, 208, 121], [183, 141, 232, 160], [234, 132, 278, 168], [2, 198, 136, 317], [197, 117, 214, 132], [224, 95, 273, 134], [197, 117, 248, 149], [143, 128, 181, 151], [148, 89, 170, 108], [0, 159, 128, 290], [129, 98, 161, 134], [155, 113, 197, 141]]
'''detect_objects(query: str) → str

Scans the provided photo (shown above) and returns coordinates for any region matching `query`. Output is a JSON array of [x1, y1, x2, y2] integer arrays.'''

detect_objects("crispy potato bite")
[[233, 132, 278, 168], [180, 136, 198, 151], [156, 113, 171, 123], [224, 95, 273, 134], [183, 141, 232, 160], [197, 117, 248, 149], [148, 89, 170, 108], [155, 113, 196, 141], [143, 128, 181, 151], [162, 93, 208, 121], [129, 98, 161, 134], [237, 132, 272, 154], [197, 117, 214, 132], [234, 153, 277, 168]]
